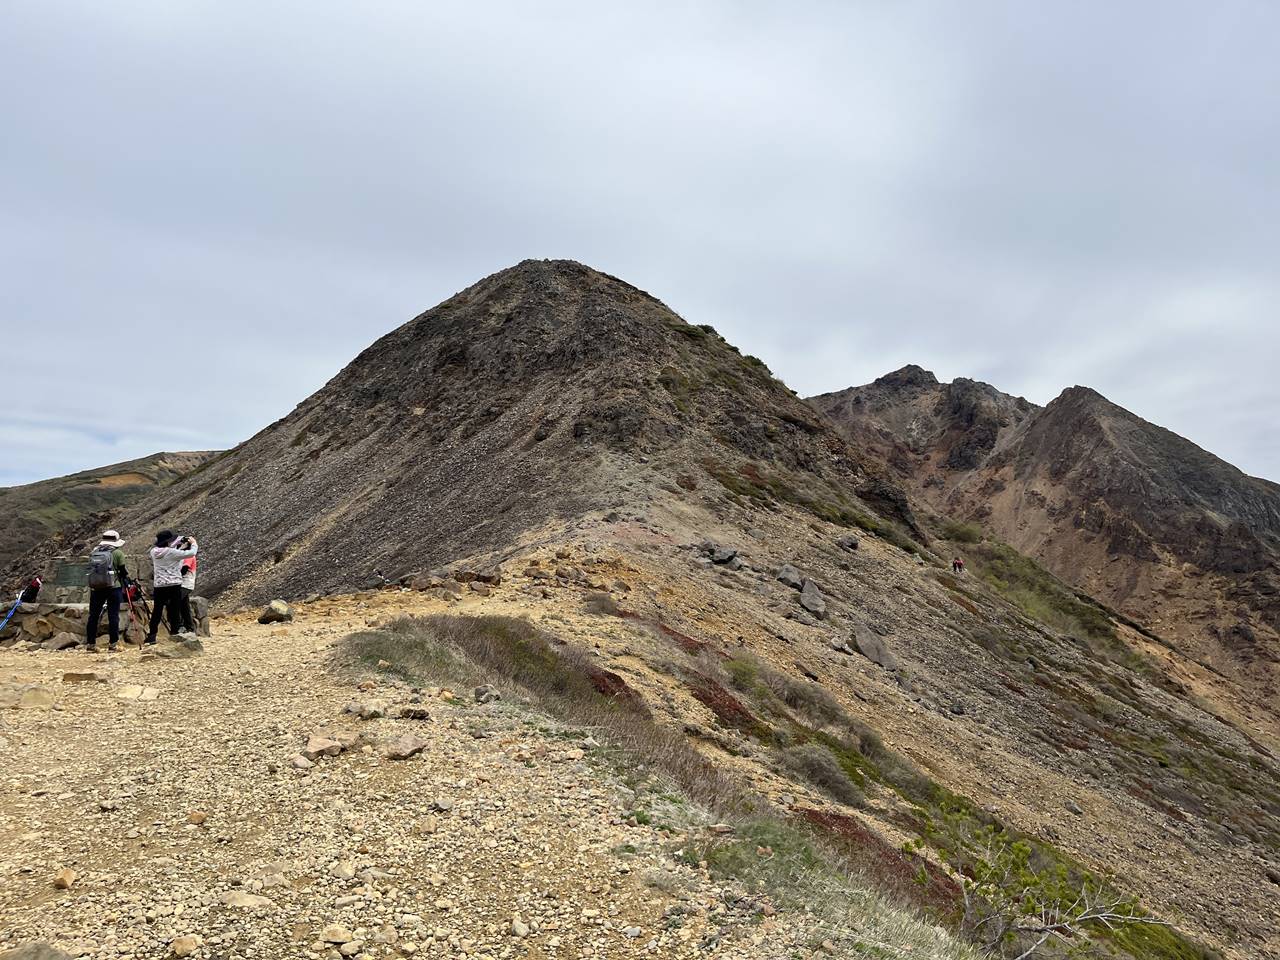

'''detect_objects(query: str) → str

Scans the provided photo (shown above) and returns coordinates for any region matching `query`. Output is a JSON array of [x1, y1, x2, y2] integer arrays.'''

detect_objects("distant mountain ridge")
[[811, 367, 1280, 705], [0, 451, 219, 571]]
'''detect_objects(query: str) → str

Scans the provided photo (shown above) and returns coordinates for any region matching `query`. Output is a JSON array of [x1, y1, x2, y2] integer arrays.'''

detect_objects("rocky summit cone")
[[90, 259, 904, 603]]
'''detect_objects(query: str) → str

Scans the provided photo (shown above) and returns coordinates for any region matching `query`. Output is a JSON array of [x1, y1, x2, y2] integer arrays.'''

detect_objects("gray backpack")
[[87, 545, 118, 589]]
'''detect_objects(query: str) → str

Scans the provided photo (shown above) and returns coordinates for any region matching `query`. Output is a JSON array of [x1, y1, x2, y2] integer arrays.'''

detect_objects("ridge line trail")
[[0, 592, 769, 960]]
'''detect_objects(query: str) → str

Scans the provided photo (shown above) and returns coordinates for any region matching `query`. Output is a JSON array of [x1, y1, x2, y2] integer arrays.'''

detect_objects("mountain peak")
[[874, 364, 939, 389]]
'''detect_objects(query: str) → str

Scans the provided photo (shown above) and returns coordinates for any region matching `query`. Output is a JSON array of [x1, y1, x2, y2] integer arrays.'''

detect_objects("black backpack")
[[87, 545, 118, 590]]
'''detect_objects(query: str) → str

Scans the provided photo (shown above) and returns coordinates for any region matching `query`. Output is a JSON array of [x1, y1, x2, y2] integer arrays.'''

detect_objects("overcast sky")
[[3, 1, 1277, 486]]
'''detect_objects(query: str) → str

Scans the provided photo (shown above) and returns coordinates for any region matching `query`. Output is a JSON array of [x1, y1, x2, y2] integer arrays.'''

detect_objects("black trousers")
[[148, 585, 184, 642], [87, 587, 122, 648], [177, 587, 196, 633]]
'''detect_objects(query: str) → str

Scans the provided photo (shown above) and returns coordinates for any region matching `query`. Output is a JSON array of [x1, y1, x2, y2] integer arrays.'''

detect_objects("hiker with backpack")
[[147, 530, 198, 645], [86, 530, 131, 652]]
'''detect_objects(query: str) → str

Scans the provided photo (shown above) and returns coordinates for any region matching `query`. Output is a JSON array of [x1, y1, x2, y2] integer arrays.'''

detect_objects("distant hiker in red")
[[147, 530, 198, 644], [176, 539, 199, 634], [952, 557, 965, 574]]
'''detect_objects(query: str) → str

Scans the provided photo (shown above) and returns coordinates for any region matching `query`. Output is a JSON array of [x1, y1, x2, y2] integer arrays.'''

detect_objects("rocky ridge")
[[811, 367, 1280, 736]]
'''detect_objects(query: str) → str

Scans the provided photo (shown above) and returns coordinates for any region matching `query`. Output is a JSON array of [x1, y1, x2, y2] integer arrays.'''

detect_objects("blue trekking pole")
[[0, 576, 43, 633], [0, 595, 23, 632]]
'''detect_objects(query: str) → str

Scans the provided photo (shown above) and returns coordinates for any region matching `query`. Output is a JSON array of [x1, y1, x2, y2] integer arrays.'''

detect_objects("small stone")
[[384, 734, 429, 760], [474, 685, 502, 704], [302, 735, 343, 761], [290, 754, 315, 770], [257, 600, 293, 624], [61, 671, 109, 684], [186, 811, 208, 826], [52, 866, 77, 889], [219, 890, 274, 909], [170, 935, 201, 957], [1065, 799, 1084, 816], [511, 918, 530, 938], [320, 924, 354, 944], [623, 926, 642, 938], [329, 861, 356, 880], [344, 699, 387, 720]]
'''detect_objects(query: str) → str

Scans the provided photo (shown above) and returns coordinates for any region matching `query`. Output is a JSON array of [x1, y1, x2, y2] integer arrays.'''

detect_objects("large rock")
[[384, 733, 429, 760], [0, 945, 74, 960], [258, 600, 293, 624], [851, 622, 899, 671], [302, 735, 343, 761], [799, 580, 827, 619], [191, 596, 212, 637], [150, 637, 204, 659], [775, 564, 804, 590], [43, 633, 81, 652]]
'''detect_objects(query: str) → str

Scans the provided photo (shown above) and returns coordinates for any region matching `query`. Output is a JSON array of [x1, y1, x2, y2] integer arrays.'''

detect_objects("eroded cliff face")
[[812, 371, 1280, 718]]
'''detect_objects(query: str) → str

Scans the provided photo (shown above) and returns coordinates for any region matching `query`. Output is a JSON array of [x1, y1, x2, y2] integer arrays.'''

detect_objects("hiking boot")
[[84, 644, 96, 653], [108, 644, 119, 653]]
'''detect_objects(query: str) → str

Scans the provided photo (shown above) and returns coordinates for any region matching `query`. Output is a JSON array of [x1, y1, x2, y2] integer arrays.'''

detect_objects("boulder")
[[850, 623, 899, 672], [344, 699, 388, 720], [258, 600, 292, 624], [775, 565, 804, 590], [191, 596, 212, 637], [22, 616, 55, 641], [10, 686, 54, 710], [0, 944, 75, 960], [151, 637, 204, 659], [710, 547, 738, 565], [836, 535, 860, 552], [384, 733, 429, 760], [302, 735, 343, 761], [44, 633, 81, 651], [798, 580, 827, 619]]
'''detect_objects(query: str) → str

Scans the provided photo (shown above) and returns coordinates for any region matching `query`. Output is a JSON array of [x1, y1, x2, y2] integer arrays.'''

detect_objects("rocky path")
[[0, 595, 796, 960]]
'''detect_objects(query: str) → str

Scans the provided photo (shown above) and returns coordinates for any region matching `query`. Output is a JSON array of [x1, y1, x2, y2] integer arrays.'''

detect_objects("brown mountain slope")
[[810, 368, 1280, 728], [85, 259, 900, 605], [0, 451, 218, 571], [7, 262, 1280, 957]]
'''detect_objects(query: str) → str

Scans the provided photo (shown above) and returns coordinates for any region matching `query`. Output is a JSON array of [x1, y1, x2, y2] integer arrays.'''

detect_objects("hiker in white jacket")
[[147, 530, 197, 644]]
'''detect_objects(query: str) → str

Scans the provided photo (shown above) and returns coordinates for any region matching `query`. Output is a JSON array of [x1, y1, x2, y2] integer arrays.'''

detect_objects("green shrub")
[[780, 743, 865, 807], [942, 520, 983, 543]]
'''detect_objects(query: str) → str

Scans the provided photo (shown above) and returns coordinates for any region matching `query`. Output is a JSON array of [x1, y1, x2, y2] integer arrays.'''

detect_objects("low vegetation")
[[700, 456, 922, 554], [343, 615, 1216, 960]]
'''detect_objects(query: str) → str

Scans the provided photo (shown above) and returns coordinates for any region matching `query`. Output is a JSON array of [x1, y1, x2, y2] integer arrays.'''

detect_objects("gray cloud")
[[3, 1, 1277, 485]]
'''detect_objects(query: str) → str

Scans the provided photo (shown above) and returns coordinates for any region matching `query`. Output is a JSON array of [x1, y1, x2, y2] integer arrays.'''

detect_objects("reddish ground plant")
[[794, 806, 964, 918], [684, 669, 769, 737]]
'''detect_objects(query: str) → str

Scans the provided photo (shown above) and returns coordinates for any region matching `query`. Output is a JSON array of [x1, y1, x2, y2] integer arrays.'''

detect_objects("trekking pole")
[[0, 594, 22, 633]]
